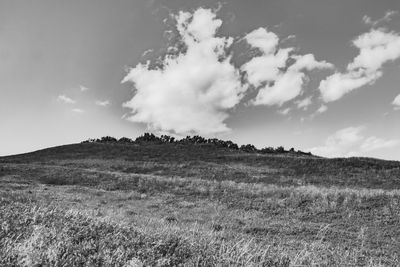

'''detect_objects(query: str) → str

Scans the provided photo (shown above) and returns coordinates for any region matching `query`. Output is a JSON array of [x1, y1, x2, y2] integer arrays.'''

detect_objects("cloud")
[[349, 29, 400, 71], [362, 16, 373, 25], [72, 108, 84, 113], [244, 27, 280, 55], [296, 96, 313, 110], [316, 104, 328, 114], [393, 94, 400, 110], [363, 10, 398, 26], [142, 49, 153, 57], [95, 100, 111, 107], [57, 94, 76, 104], [319, 28, 400, 102], [122, 8, 246, 135], [309, 127, 366, 157], [308, 104, 328, 120], [79, 85, 89, 92], [309, 126, 399, 157], [282, 35, 296, 42], [277, 107, 291, 115], [360, 136, 399, 152], [319, 71, 382, 102], [242, 28, 332, 106]]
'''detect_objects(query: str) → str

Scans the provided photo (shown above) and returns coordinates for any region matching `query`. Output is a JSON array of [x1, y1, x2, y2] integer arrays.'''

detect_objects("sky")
[[1, 0, 400, 160]]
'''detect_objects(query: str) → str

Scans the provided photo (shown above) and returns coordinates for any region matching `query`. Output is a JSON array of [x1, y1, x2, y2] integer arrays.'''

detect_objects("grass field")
[[1, 142, 400, 266]]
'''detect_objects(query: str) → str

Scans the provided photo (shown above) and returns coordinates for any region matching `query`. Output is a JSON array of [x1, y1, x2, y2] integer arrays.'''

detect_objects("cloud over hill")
[[122, 8, 245, 135]]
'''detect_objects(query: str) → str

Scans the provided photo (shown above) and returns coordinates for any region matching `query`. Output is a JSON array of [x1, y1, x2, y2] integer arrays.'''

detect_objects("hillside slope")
[[2, 141, 400, 189], [1, 141, 400, 266]]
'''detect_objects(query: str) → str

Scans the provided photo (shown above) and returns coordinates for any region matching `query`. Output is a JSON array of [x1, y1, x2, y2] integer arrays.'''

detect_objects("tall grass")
[[1, 198, 394, 266], [2, 149, 400, 266]]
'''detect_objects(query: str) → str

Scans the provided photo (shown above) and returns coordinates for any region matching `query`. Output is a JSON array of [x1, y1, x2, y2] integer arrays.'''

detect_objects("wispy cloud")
[[316, 105, 328, 114], [71, 108, 84, 113], [95, 100, 111, 107], [79, 85, 89, 92], [142, 49, 153, 57], [242, 28, 332, 106], [277, 107, 291, 115], [363, 10, 398, 26], [122, 8, 246, 135], [308, 105, 328, 120], [319, 28, 400, 102], [57, 94, 76, 104], [360, 136, 399, 152], [309, 126, 399, 157], [296, 96, 313, 110]]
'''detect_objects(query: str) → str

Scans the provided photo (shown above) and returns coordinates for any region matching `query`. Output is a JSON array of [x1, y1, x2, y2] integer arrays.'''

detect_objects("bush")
[[118, 137, 133, 143], [80, 133, 312, 156]]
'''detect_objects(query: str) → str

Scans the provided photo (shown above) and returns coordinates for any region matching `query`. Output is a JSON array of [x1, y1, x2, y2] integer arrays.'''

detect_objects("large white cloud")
[[122, 8, 246, 135], [309, 126, 399, 157], [319, 29, 400, 102], [242, 28, 332, 106]]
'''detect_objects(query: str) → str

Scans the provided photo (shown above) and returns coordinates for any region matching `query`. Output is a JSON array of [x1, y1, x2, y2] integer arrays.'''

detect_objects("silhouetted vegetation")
[[240, 144, 257, 152], [82, 132, 312, 156], [118, 137, 134, 143]]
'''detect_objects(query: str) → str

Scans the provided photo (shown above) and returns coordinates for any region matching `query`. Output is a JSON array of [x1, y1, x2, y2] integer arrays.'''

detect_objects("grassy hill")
[[1, 139, 400, 266]]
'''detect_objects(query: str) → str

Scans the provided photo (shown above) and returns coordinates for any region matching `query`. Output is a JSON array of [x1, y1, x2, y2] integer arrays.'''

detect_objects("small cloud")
[[309, 126, 399, 157], [72, 108, 84, 113], [393, 94, 400, 110], [57, 94, 76, 104], [384, 10, 399, 21], [142, 49, 153, 57], [360, 136, 399, 152], [79, 85, 89, 92], [95, 100, 111, 107], [309, 126, 366, 157], [282, 34, 296, 42], [296, 96, 312, 110], [362, 15, 373, 25], [363, 10, 398, 26], [316, 105, 328, 114], [278, 107, 291, 115], [309, 104, 328, 120]]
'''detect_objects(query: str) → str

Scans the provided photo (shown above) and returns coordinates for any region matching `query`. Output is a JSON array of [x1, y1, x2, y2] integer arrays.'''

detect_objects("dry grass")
[[1, 143, 400, 266], [1, 194, 394, 266]]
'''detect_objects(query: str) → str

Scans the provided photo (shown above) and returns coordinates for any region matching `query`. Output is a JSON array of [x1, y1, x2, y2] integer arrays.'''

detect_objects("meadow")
[[1, 140, 400, 266]]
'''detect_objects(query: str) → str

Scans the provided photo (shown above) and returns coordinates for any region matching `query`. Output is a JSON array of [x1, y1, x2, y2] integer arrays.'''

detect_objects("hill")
[[1, 135, 400, 266]]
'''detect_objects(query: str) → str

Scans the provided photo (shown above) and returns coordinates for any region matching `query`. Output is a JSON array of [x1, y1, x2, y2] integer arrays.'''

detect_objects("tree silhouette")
[[81, 132, 312, 156]]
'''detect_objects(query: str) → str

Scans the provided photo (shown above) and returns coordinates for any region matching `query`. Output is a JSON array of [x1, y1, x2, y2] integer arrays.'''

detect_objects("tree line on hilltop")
[[82, 133, 313, 156]]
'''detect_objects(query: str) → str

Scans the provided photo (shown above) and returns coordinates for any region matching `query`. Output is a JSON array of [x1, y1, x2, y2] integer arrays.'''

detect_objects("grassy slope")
[[1, 142, 400, 266]]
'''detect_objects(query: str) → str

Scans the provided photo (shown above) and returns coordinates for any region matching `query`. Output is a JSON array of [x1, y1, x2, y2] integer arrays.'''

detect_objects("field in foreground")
[[1, 142, 400, 266]]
